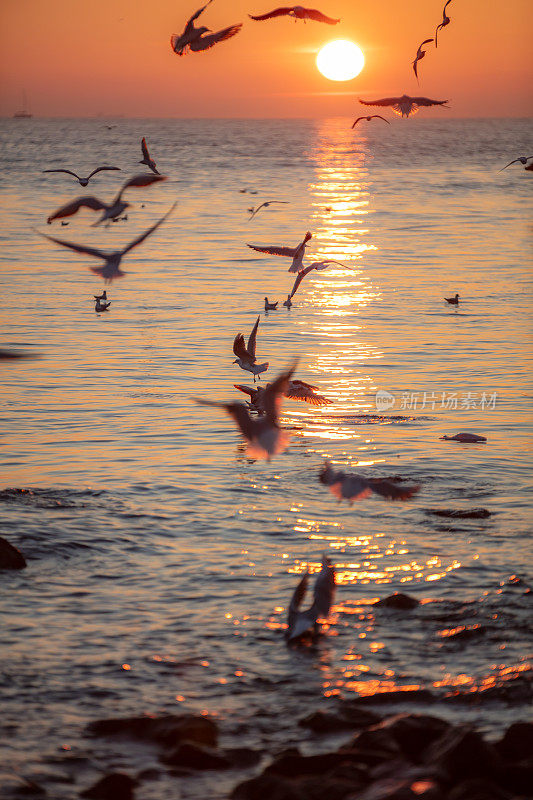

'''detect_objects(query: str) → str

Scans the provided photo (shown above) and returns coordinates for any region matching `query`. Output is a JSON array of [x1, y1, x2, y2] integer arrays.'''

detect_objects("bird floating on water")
[[264, 297, 278, 311], [359, 95, 448, 118], [290, 260, 351, 299], [42, 166, 121, 187], [37, 203, 176, 283], [352, 115, 390, 128], [139, 138, 160, 175], [499, 156, 533, 172], [412, 39, 434, 82], [248, 201, 289, 220], [94, 290, 107, 301], [171, 0, 242, 55], [440, 433, 487, 443], [445, 293, 459, 304], [286, 554, 335, 643], [194, 361, 298, 460], [233, 316, 269, 381], [435, 0, 452, 47], [94, 299, 111, 312], [319, 461, 420, 503], [248, 231, 312, 273], [249, 6, 340, 24], [283, 295, 292, 308], [46, 174, 166, 226]]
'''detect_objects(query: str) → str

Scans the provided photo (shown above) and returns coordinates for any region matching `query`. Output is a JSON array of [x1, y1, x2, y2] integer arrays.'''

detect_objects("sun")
[[316, 40, 365, 82]]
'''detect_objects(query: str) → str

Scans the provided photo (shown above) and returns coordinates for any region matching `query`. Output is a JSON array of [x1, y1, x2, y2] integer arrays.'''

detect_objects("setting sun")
[[316, 40, 365, 81]]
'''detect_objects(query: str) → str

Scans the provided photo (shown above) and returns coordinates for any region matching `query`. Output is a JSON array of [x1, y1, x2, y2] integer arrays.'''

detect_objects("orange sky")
[[1, 0, 531, 117]]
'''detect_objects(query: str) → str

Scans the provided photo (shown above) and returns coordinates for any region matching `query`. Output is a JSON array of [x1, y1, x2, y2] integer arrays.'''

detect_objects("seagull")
[[359, 95, 448, 118], [42, 166, 121, 187], [248, 201, 290, 220], [36, 203, 176, 284], [233, 315, 269, 381], [171, 0, 242, 55], [352, 115, 390, 128], [289, 260, 350, 299], [94, 299, 111, 312], [435, 0, 452, 47], [264, 297, 278, 311], [283, 295, 292, 308], [235, 378, 332, 409], [445, 293, 459, 304], [247, 231, 312, 273], [94, 290, 107, 301], [139, 137, 160, 175], [46, 174, 166, 226], [319, 461, 420, 503], [412, 39, 434, 82], [249, 6, 340, 24], [193, 361, 298, 460], [233, 384, 267, 413], [440, 433, 487, 443], [286, 554, 336, 642], [499, 156, 533, 172]]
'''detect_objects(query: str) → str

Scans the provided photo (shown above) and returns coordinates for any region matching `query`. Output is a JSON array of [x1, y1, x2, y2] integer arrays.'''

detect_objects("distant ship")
[[13, 91, 33, 118]]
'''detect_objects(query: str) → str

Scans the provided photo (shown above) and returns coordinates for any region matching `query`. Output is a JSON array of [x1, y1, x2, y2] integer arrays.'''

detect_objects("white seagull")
[[232, 315, 269, 381], [194, 361, 298, 460], [289, 260, 350, 299], [247, 231, 312, 273], [359, 95, 448, 118], [171, 0, 242, 55], [235, 378, 332, 409], [139, 137, 160, 175], [286, 554, 336, 642], [46, 174, 167, 226], [319, 461, 420, 503], [36, 203, 176, 284], [42, 166, 121, 187]]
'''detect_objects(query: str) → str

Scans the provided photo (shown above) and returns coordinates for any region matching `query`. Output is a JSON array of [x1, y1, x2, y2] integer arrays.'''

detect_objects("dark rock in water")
[[495, 721, 533, 762], [423, 727, 500, 782], [231, 773, 305, 800], [223, 747, 262, 768], [0, 535, 26, 569], [349, 727, 402, 758], [352, 775, 443, 799], [437, 624, 486, 642], [368, 715, 451, 763], [0, 773, 46, 797], [80, 773, 135, 800], [427, 508, 491, 519], [352, 689, 435, 705], [266, 751, 365, 778], [299, 707, 380, 733], [374, 593, 419, 610], [86, 713, 217, 748], [161, 741, 231, 770], [497, 758, 533, 795], [446, 777, 513, 800]]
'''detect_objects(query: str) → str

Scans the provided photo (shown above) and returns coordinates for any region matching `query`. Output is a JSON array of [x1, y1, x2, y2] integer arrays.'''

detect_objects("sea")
[[0, 117, 532, 799]]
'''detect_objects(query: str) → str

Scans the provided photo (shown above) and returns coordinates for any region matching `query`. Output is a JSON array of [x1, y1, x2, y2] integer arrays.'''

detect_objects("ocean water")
[[0, 117, 532, 798]]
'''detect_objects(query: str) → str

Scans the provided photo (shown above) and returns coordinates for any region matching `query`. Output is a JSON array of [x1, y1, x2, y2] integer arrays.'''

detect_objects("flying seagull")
[[289, 260, 350, 299], [46, 174, 166, 226], [42, 166, 121, 187], [445, 293, 459, 304], [235, 378, 332, 409], [249, 6, 340, 24], [359, 95, 448, 118], [139, 138, 160, 175], [193, 361, 298, 460], [499, 156, 533, 172], [286, 554, 336, 642], [36, 203, 176, 283], [412, 39, 434, 82], [233, 315, 269, 381], [248, 200, 289, 220], [440, 433, 487, 443], [435, 0, 452, 47], [247, 231, 312, 273], [352, 115, 390, 128], [171, 0, 242, 55], [319, 460, 420, 503]]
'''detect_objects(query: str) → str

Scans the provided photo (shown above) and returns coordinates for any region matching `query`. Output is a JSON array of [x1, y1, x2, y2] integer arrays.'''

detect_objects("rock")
[[423, 727, 500, 782], [496, 758, 533, 795], [231, 773, 306, 800], [266, 752, 362, 778], [427, 509, 491, 519], [299, 707, 380, 733], [352, 689, 435, 705], [495, 721, 533, 762], [374, 594, 419, 610], [349, 727, 402, 758], [79, 773, 135, 800], [437, 625, 485, 642], [86, 713, 217, 748], [346, 776, 434, 800], [369, 715, 451, 763], [224, 747, 262, 768], [160, 741, 230, 770], [446, 778, 513, 800], [0, 535, 26, 569]]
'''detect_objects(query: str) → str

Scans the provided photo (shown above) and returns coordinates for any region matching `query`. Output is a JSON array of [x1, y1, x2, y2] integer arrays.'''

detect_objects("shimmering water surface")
[[0, 118, 532, 798]]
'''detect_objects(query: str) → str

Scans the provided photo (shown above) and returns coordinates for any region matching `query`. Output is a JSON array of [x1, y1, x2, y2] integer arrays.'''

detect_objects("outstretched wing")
[[36, 230, 107, 260], [305, 8, 340, 24], [189, 24, 242, 51], [263, 360, 298, 423], [186, 0, 213, 29], [368, 478, 420, 500], [310, 555, 335, 619], [141, 137, 151, 160], [233, 334, 253, 361], [234, 384, 257, 399], [289, 271, 305, 299], [249, 7, 292, 20], [86, 166, 121, 180], [418, 38, 434, 52], [411, 96, 448, 106], [359, 97, 400, 107], [47, 196, 107, 223], [499, 158, 521, 171], [116, 173, 166, 200], [247, 315, 260, 358], [247, 243, 297, 258], [120, 202, 176, 255], [43, 169, 80, 180]]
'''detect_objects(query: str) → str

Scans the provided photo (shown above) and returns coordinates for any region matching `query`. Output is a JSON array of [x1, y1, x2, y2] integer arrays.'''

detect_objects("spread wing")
[[233, 334, 253, 361], [189, 24, 242, 51], [249, 7, 293, 20], [247, 243, 297, 258], [247, 315, 260, 358], [310, 555, 335, 619], [186, 0, 213, 29], [368, 479, 420, 500], [305, 8, 340, 24], [120, 202, 176, 255], [417, 38, 434, 52], [289, 271, 305, 298], [116, 173, 166, 201], [234, 384, 257, 399], [36, 231, 107, 260], [141, 137, 150, 160], [47, 196, 107, 223], [86, 166, 121, 179], [43, 169, 80, 180], [359, 97, 400, 107], [263, 360, 298, 423], [499, 158, 522, 171], [411, 96, 448, 106]]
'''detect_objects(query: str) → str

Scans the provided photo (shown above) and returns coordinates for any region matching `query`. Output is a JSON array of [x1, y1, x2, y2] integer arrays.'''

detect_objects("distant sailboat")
[[13, 91, 32, 119]]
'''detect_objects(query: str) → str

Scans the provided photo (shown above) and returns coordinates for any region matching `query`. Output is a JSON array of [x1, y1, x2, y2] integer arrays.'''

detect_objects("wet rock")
[[0, 773, 46, 797], [446, 778, 513, 800], [160, 742, 231, 770], [224, 747, 262, 768], [427, 508, 491, 519], [0, 535, 26, 569], [374, 594, 419, 610], [299, 707, 380, 733], [231, 773, 305, 800], [437, 624, 486, 642], [266, 751, 363, 778], [349, 727, 402, 758], [495, 721, 533, 762], [79, 773, 135, 799], [347, 775, 441, 800], [369, 715, 451, 763], [352, 689, 435, 705], [423, 727, 500, 782], [86, 713, 217, 748], [497, 758, 533, 795]]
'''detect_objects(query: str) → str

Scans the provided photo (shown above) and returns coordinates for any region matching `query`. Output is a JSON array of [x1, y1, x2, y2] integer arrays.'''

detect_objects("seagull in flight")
[[248, 200, 289, 220], [249, 6, 340, 24], [412, 39, 434, 82], [352, 115, 390, 128], [194, 361, 298, 460], [435, 0, 452, 47], [233, 315, 269, 381], [171, 0, 242, 55], [499, 156, 533, 172], [139, 138, 160, 175], [36, 203, 176, 283], [42, 166, 121, 187], [289, 260, 350, 299], [247, 231, 312, 273], [286, 554, 336, 642], [319, 461, 420, 503], [46, 174, 166, 226], [359, 95, 448, 118], [235, 377, 332, 409]]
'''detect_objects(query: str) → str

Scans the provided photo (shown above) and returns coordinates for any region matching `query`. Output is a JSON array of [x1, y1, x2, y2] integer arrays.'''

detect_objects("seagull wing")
[[234, 384, 257, 399], [411, 96, 449, 106], [247, 243, 297, 258], [116, 173, 167, 201], [186, 0, 213, 28], [368, 478, 420, 500], [247, 315, 260, 358], [141, 137, 151, 160], [120, 202, 176, 255], [289, 271, 306, 298], [47, 196, 107, 223], [375, 115, 390, 123], [499, 158, 521, 171], [310, 555, 335, 619], [305, 8, 340, 24], [249, 8, 293, 21], [43, 169, 81, 180], [359, 97, 400, 107], [352, 117, 365, 127], [263, 360, 298, 423], [418, 38, 434, 51], [233, 334, 253, 361], [86, 166, 121, 180], [36, 231, 107, 260], [189, 24, 242, 51]]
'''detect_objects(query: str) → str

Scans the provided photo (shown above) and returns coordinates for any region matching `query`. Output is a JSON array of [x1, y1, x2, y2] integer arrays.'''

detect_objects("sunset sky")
[[1, 0, 531, 117]]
